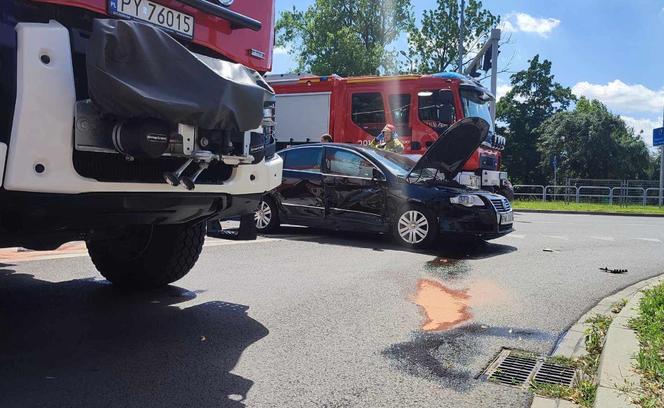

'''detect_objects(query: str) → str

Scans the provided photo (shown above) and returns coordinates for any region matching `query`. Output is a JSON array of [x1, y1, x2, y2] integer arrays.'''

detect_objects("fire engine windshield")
[[418, 90, 456, 134], [460, 89, 495, 133]]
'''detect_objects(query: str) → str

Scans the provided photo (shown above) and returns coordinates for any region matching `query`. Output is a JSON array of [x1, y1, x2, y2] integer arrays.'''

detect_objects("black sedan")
[[255, 117, 513, 248]]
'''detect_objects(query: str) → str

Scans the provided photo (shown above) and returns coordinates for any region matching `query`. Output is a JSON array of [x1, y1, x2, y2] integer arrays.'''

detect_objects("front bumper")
[[3, 20, 282, 195], [439, 207, 513, 240], [0, 190, 262, 247]]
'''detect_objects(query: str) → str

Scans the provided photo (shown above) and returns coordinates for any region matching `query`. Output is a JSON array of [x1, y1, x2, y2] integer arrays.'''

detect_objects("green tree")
[[405, 0, 499, 74], [538, 97, 654, 181], [497, 55, 575, 184], [276, 0, 413, 76]]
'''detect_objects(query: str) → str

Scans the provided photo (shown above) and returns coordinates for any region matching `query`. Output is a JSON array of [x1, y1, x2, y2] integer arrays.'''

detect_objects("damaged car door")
[[322, 147, 386, 232]]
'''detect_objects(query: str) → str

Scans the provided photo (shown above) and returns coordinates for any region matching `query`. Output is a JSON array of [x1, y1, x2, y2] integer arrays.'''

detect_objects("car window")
[[325, 148, 375, 178], [283, 147, 322, 172], [351, 92, 386, 136], [388, 94, 411, 126]]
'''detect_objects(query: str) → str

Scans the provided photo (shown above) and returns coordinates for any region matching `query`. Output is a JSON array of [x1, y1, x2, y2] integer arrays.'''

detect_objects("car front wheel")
[[255, 198, 279, 233], [393, 206, 438, 249]]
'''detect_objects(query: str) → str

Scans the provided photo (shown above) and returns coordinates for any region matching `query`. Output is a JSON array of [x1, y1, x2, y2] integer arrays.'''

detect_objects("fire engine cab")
[[267, 72, 511, 196]]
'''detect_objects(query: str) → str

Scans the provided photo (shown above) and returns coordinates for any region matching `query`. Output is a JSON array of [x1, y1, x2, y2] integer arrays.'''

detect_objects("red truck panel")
[[31, 0, 274, 72], [272, 74, 503, 174]]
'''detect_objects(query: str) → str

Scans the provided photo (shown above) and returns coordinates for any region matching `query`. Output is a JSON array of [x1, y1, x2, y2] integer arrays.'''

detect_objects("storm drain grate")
[[482, 349, 578, 389], [533, 362, 576, 386]]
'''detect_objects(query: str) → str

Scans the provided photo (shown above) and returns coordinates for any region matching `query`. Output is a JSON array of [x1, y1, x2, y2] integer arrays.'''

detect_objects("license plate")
[[500, 211, 514, 225], [109, 0, 194, 38]]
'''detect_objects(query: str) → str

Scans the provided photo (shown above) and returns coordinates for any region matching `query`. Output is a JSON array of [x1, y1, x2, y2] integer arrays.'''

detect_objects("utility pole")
[[660, 107, 663, 206], [457, 0, 465, 73], [489, 28, 500, 123]]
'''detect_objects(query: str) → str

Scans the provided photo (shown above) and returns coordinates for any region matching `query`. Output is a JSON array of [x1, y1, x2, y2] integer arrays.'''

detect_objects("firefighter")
[[320, 133, 333, 143], [369, 124, 404, 153]]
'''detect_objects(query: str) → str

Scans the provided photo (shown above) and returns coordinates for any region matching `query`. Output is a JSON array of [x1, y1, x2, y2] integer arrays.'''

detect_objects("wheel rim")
[[255, 201, 272, 229], [397, 210, 429, 244]]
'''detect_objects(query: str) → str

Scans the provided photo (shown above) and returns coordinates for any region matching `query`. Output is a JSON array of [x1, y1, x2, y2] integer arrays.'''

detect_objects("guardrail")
[[513, 185, 663, 205]]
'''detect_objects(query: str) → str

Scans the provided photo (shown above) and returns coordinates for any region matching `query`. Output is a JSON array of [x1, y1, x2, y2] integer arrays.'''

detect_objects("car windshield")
[[360, 147, 416, 177], [460, 88, 495, 133], [360, 147, 441, 181]]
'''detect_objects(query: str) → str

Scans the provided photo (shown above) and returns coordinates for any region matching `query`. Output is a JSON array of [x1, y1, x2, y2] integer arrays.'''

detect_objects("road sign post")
[[654, 127, 664, 206]]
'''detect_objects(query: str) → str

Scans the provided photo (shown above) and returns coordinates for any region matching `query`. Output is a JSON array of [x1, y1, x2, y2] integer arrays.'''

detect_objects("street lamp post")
[[457, 0, 465, 73]]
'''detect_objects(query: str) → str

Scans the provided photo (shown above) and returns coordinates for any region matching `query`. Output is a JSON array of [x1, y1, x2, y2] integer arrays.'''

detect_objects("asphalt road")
[[1, 212, 664, 408]]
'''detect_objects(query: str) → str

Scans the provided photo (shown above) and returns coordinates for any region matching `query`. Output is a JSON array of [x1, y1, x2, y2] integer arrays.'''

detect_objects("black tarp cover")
[[87, 19, 274, 132]]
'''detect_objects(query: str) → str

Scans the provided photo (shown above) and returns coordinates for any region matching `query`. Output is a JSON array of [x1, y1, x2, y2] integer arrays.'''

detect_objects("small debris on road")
[[542, 248, 557, 253], [599, 267, 628, 274]]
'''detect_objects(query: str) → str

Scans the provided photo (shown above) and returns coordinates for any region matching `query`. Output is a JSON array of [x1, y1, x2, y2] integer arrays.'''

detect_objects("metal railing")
[[513, 184, 663, 206]]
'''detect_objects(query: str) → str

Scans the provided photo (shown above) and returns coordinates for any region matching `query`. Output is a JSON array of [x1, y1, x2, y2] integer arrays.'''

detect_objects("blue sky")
[[272, 0, 664, 146]]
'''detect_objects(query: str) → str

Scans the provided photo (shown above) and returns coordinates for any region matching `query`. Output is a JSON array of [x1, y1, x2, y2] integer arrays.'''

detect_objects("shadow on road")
[[0, 265, 268, 408], [267, 226, 517, 260]]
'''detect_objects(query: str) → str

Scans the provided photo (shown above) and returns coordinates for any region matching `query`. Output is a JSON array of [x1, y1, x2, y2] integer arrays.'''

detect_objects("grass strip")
[[531, 301, 625, 407], [512, 200, 664, 215], [629, 282, 664, 407]]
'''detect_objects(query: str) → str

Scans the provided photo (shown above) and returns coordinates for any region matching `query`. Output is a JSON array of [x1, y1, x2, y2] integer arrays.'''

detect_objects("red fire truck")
[[267, 72, 511, 197], [0, 0, 282, 288]]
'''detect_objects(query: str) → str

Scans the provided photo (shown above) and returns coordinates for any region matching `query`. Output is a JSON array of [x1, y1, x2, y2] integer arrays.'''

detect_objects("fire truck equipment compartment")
[[87, 19, 274, 132]]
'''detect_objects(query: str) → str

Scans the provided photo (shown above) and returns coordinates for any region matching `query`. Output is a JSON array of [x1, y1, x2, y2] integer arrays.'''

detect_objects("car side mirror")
[[372, 168, 386, 182]]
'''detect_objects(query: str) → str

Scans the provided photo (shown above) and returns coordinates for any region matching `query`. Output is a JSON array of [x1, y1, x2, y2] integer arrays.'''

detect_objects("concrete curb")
[[515, 209, 664, 218], [593, 276, 664, 408], [530, 273, 664, 408]]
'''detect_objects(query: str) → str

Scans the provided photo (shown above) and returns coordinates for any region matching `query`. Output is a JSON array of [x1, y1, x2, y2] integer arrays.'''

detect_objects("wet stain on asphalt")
[[383, 324, 557, 389], [411, 279, 472, 331], [424, 257, 471, 280], [434, 242, 518, 261], [383, 329, 474, 390]]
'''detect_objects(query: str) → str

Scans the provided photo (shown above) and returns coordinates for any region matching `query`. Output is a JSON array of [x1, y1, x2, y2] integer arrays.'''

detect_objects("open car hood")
[[407, 117, 490, 180]]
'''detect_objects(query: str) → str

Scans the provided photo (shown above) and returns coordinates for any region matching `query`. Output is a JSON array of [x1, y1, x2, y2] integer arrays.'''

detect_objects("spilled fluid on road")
[[411, 279, 472, 331]]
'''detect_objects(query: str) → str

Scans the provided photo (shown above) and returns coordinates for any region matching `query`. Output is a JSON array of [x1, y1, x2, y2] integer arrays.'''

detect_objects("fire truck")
[[267, 72, 511, 197], [0, 0, 282, 288]]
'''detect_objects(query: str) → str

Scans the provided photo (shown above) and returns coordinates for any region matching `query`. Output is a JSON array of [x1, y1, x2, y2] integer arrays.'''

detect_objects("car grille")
[[490, 197, 512, 212]]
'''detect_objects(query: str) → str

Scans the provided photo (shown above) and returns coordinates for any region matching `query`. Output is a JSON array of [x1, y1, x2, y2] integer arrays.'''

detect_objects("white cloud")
[[273, 46, 289, 55], [572, 80, 664, 114], [496, 84, 512, 100], [621, 115, 662, 147], [499, 13, 561, 37]]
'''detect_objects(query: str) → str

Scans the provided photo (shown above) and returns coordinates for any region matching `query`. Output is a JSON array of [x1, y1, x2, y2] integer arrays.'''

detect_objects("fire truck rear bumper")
[[481, 170, 509, 187], [455, 170, 508, 189]]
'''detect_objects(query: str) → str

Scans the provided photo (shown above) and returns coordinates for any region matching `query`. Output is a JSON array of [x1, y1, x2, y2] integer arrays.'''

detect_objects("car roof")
[[281, 142, 362, 150]]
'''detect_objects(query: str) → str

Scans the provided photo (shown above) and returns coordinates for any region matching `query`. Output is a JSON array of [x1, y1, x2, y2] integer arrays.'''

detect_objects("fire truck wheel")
[[255, 197, 279, 233], [87, 222, 205, 289], [497, 186, 514, 201], [392, 205, 438, 249]]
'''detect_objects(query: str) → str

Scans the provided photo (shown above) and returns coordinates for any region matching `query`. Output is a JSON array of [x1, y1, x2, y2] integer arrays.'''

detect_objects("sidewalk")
[[532, 274, 664, 408], [0, 242, 88, 263]]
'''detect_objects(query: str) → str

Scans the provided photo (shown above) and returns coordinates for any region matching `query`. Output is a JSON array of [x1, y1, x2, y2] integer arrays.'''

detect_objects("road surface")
[[1, 212, 662, 407]]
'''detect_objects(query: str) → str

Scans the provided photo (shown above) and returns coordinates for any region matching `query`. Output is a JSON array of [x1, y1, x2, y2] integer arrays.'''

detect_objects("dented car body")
[[255, 118, 514, 248]]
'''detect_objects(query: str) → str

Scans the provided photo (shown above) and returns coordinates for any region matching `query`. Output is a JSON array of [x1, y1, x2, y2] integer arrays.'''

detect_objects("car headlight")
[[450, 194, 485, 207]]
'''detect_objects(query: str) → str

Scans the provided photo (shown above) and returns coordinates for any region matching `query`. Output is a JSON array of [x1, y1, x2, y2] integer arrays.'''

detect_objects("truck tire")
[[87, 222, 205, 289], [497, 181, 514, 201]]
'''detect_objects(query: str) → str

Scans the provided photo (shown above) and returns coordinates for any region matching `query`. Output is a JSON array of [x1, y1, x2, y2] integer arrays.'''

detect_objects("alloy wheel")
[[397, 210, 429, 244], [255, 201, 272, 229]]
